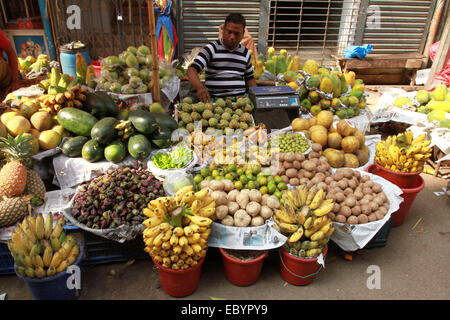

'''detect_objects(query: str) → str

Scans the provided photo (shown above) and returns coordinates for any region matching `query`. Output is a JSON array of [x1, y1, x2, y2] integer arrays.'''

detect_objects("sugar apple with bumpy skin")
[[202, 110, 213, 120]]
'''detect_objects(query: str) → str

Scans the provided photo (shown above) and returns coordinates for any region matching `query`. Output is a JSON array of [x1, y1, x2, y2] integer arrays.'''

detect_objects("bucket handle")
[[279, 250, 323, 280]]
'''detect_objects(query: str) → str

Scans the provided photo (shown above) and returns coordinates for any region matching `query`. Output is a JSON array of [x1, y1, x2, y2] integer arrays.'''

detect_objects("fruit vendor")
[[0, 29, 20, 99], [187, 13, 257, 103]]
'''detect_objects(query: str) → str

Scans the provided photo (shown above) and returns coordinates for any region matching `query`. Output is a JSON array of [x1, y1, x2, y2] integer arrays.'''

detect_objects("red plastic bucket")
[[90, 60, 102, 77], [219, 248, 268, 287], [152, 257, 205, 297], [391, 175, 425, 227], [279, 245, 327, 286], [370, 161, 421, 188]]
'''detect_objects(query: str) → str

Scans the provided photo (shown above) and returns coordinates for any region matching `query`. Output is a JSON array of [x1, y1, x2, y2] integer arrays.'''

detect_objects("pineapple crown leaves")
[[0, 133, 34, 168]]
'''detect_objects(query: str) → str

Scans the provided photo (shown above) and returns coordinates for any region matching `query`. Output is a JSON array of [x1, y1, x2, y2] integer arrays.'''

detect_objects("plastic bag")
[[344, 44, 373, 59], [162, 172, 195, 196]]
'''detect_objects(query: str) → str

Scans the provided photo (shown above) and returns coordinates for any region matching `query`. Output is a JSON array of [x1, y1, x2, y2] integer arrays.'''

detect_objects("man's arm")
[[246, 78, 257, 88], [244, 49, 256, 90], [187, 66, 210, 103], [0, 30, 20, 91]]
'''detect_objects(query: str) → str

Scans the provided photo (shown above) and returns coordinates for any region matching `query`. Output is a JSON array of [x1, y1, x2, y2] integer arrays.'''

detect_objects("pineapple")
[[0, 196, 30, 228], [0, 133, 45, 202]]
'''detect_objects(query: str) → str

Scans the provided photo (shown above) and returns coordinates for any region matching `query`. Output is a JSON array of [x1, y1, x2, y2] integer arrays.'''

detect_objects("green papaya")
[[82, 139, 105, 162], [128, 134, 152, 160], [129, 110, 158, 136], [104, 140, 126, 163], [90, 117, 119, 144]]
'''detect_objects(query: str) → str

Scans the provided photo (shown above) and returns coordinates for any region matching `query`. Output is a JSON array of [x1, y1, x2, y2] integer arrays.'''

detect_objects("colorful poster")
[[12, 35, 48, 58]]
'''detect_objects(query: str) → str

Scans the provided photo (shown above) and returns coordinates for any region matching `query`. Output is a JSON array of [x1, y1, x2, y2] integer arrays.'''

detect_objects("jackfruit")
[[302, 59, 319, 74], [319, 76, 333, 94]]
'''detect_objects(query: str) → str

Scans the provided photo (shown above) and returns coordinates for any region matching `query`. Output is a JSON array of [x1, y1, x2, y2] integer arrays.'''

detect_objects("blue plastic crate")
[[365, 217, 393, 249], [0, 242, 15, 275], [81, 232, 149, 266]]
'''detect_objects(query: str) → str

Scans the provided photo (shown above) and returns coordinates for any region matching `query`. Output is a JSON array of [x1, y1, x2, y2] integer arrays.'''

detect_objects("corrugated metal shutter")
[[267, 0, 361, 65], [181, 0, 261, 54], [362, 0, 436, 55]]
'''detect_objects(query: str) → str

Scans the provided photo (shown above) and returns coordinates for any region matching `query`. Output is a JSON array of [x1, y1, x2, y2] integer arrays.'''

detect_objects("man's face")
[[222, 22, 244, 51]]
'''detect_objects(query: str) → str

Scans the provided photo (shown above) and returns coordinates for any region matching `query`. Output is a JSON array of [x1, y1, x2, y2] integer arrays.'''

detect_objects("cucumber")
[[95, 91, 119, 117], [129, 110, 158, 136], [91, 117, 119, 144], [104, 140, 126, 163], [128, 134, 151, 160], [149, 112, 178, 132], [61, 136, 89, 157], [81, 139, 105, 162], [57, 108, 98, 137]]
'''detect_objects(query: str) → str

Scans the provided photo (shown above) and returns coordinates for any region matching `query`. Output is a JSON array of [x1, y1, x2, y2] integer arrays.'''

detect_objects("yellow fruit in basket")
[[6, 116, 31, 136], [38, 130, 61, 150], [316, 110, 334, 128], [344, 153, 359, 168], [341, 136, 360, 153], [291, 118, 310, 132], [51, 125, 69, 138], [1, 110, 20, 126], [311, 129, 328, 147], [309, 124, 327, 135], [30, 111, 54, 131], [327, 132, 342, 149]]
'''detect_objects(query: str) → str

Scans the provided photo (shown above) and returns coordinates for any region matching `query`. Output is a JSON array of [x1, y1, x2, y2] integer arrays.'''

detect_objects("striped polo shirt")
[[190, 39, 254, 97]]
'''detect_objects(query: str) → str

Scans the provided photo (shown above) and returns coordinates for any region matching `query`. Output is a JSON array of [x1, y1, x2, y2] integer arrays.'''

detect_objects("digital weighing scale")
[[249, 86, 300, 130]]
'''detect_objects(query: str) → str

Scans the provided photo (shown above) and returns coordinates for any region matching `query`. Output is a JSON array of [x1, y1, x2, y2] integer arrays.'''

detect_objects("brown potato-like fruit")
[[358, 214, 369, 224], [289, 178, 300, 186], [332, 203, 341, 213], [368, 213, 377, 222], [339, 206, 352, 217], [347, 216, 359, 224], [351, 205, 361, 216], [335, 214, 347, 223]]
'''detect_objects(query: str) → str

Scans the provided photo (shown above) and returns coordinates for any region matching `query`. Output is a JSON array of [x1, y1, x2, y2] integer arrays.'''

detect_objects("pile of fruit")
[[95, 45, 174, 94], [292, 111, 370, 168], [271, 143, 332, 187], [394, 84, 450, 128], [326, 168, 390, 224], [252, 47, 302, 83], [153, 145, 193, 169], [71, 165, 164, 229], [200, 179, 281, 227], [8, 215, 81, 278], [177, 96, 255, 134], [60, 106, 178, 163], [18, 54, 51, 77], [274, 185, 335, 258], [142, 185, 213, 270], [38, 85, 88, 114], [269, 132, 311, 154], [0, 134, 46, 228], [375, 131, 431, 173], [194, 164, 287, 201]]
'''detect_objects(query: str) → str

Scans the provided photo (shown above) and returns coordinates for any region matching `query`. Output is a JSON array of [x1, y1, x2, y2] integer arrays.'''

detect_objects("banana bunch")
[[7, 214, 80, 278], [142, 185, 215, 270], [273, 185, 335, 258], [189, 131, 217, 160], [375, 131, 432, 173], [115, 120, 135, 140], [38, 85, 88, 114]]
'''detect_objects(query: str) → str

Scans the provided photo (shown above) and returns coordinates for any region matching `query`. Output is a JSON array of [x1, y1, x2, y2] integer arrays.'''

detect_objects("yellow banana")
[[181, 191, 196, 206], [43, 246, 53, 267], [173, 245, 183, 255], [50, 217, 64, 239], [274, 209, 296, 224], [143, 216, 163, 229], [174, 185, 194, 202], [162, 230, 173, 241], [190, 224, 201, 233], [198, 206, 215, 218], [313, 199, 334, 217], [306, 248, 322, 258], [26, 216, 37, 238], [304, 216, 314, 230], [44, 213, 53, 239], [46, 266, 57, 277], [169, 234, 179, 246], [56, 260, 69, 273], [33, 254, 44, 269], [49, 251, 63, 269], [187, 215, 212, 227], [187, 233, 201, 244], [179, 236, 189, 247], [34, 266, 46, 278], [173, 227, 184, 237], [288, 226, 304, 243], [35, 214, 45, 240], [411, 133, 426, 146], [161, 241, 171, 250], [153, 232, 166, 247], [183, 245, 194, 256], [309, 189, 325, 210], [297, 185, 307, 207], [146, 222, 172, 238], [192, 244, 202, 253], [194, 189, 209, 201], [306, 187, 318, 206], [22, 220, 37, 244], [405, 130, 413, 145], [276, 221, 299, 234]]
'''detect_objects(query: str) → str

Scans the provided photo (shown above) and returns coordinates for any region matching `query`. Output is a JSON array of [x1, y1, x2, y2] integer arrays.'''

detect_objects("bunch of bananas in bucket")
[[7, 214, 80, 278], [273, 185, 335, 258], [375, 131, 432, 173], [142, 185, 215, 270]]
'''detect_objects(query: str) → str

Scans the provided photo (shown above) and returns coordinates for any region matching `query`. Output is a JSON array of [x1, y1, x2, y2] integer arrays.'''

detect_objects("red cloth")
[[429, 41, 450, 88], [0, 29, 11, 61]]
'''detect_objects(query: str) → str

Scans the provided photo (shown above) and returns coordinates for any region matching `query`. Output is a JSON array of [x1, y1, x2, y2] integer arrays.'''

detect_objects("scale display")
[[249, 86, 299, 110]]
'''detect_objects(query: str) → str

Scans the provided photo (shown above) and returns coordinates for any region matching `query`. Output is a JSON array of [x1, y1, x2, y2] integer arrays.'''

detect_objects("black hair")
[[225, 13, 246, 29]]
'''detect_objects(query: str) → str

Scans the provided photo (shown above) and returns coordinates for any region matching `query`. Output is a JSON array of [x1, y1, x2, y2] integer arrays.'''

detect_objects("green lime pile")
[[193, 164, 287, 201], [270, 133, 311, 153]]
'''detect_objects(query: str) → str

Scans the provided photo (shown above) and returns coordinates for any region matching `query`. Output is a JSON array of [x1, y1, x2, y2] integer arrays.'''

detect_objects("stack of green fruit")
[[153, 145, 193, 169], [177, 96, 255, 135], [95, 45, 174, 94], [193, 163, 287, 201], [59, 102, 179, 163], [269, 133, 311, 153]]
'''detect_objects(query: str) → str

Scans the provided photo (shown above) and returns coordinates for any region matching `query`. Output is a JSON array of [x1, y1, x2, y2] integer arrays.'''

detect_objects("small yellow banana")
[[309, 189, 325, 210]]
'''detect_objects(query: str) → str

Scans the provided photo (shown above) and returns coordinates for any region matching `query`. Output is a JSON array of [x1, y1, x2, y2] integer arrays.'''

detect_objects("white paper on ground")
[[330, 169, 404, 251], [207, 220, 288, 250]]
